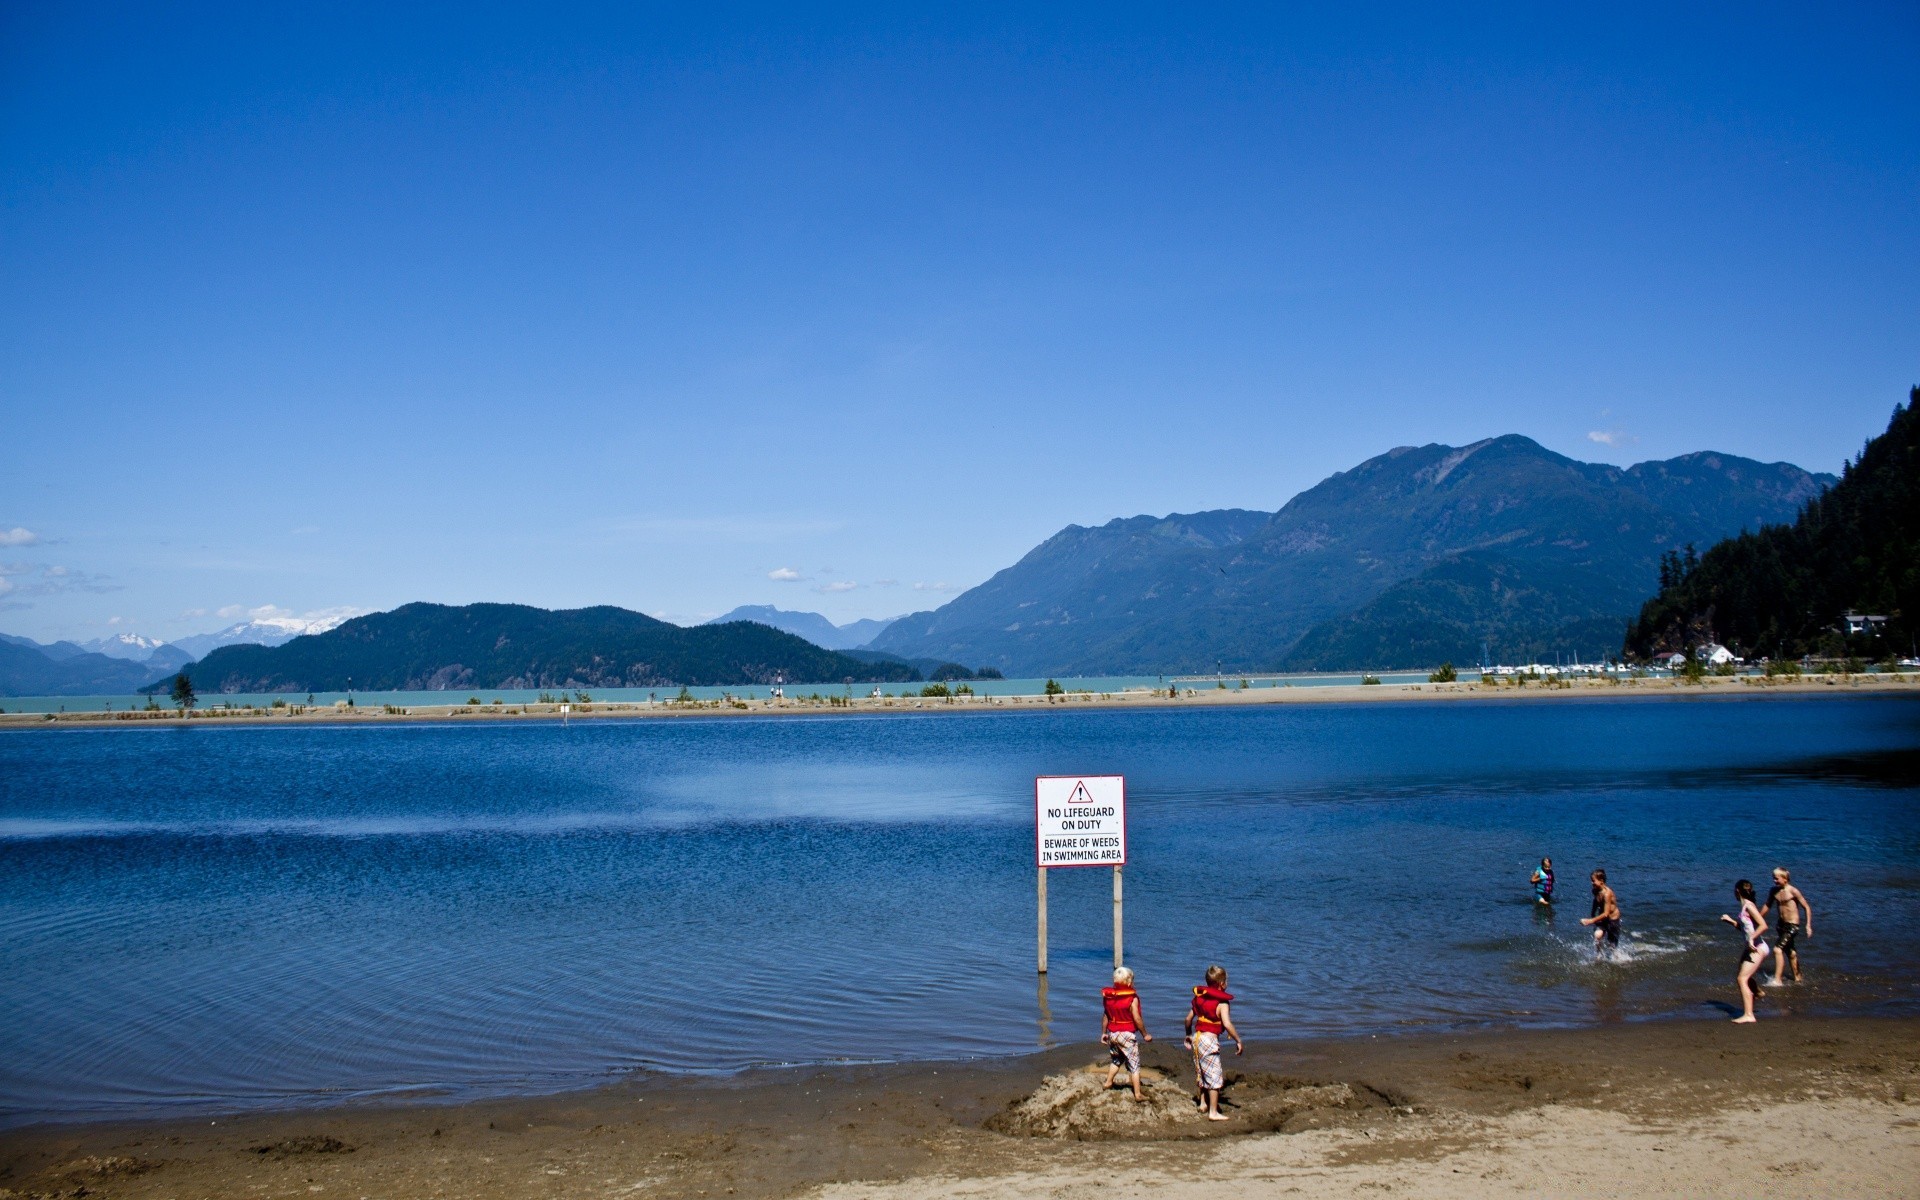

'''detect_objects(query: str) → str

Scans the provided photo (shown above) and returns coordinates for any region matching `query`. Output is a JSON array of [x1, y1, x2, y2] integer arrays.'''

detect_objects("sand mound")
[[987, 1064, 1382, 1140]]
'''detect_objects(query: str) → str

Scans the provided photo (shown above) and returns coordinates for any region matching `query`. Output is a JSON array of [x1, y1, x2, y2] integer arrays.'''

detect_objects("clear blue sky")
[[2, 3, 1915, 643]]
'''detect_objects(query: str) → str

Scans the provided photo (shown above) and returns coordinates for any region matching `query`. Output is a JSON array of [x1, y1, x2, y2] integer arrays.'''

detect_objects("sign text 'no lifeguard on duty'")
[[1034, 775, 1127, 868]]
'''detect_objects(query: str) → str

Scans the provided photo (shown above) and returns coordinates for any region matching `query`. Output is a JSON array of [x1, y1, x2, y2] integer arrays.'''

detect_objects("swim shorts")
[[1104, 1031, 1140, 1074], [1192, 1032, 1223, 1091], [1599, 918, 1621, 946], [1776, 922, 1801, 954]]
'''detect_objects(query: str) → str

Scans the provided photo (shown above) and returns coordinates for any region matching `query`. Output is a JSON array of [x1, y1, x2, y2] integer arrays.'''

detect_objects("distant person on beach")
[[1579, 869, 1622, 955], [1531, 857, 1555, 905], [1100, 967, 1152, 1101], [1762, 867, 1813, 986], [1721, 879, 1770, 1023], [1183, 965, 1242, 1121]]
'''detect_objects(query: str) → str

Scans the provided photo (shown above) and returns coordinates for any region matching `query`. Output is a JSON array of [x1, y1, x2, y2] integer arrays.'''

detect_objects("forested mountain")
[[1624, 390, 1918, 661], [872, 439, 1831, 674], [175, 603, 920, 692]]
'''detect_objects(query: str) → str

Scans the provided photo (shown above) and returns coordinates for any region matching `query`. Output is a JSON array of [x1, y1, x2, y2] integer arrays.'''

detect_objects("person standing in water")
[[1762, 867, 1813, 986], [1183, 965, 1242, 1121], [1721, 879, 1770, 1023], [1531, 857, 1555, 906], [1579, 869, 1622, 956], [1100, 967, 1152, 1101]]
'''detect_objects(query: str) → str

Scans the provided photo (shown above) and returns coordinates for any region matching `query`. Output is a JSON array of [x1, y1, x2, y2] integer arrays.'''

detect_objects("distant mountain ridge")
[[871, 438, 1833, 674], [0, 636, 163, 696], [703, 605, 898, 650], [177, 602, 920, 692]]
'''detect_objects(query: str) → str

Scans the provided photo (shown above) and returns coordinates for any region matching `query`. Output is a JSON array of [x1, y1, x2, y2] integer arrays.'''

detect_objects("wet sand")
[[4, 1015, 1915, 1199], [5, 671, 1915, 729]]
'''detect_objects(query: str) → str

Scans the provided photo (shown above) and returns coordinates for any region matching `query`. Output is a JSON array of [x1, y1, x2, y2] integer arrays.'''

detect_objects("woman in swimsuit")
[[1719, 879, 1769, 1024]]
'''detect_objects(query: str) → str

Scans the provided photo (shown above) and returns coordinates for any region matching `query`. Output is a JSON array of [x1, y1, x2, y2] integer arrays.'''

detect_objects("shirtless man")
[[1762, 867, 1813, 985], [1579, 869, 1622, 956]]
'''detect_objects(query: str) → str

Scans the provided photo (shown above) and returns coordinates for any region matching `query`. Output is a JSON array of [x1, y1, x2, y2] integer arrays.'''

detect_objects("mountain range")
[[0, 635, 163, 696], [175, 603, 921, 692], [0, 614, 366, 696], [870, 437, 1833, 675], [703, 606, 899, 650]]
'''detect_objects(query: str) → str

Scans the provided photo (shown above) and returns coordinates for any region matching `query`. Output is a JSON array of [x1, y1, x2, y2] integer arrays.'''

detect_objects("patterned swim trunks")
[[1104, 1031, 1140, 1074], [1192, 1032, 1223, 1090], [1777, 921, 1802, 954]]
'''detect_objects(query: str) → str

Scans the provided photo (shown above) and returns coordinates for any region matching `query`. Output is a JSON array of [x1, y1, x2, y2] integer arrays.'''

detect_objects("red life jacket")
[[1191, 985, 1233, 1033], [1101, 986, 1138, 1032]]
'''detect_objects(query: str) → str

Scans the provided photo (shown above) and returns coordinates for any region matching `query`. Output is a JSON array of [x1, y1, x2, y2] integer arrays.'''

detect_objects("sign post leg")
[[1113, 864, 1124, 968], [1037, 868, 1049, 974]]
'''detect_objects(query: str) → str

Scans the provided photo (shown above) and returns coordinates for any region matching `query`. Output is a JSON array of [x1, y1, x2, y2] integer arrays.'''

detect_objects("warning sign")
[[1035, 775, 1126, 868]]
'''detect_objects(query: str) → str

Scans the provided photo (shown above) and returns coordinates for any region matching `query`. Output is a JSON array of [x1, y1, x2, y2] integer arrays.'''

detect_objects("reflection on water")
[[1, 695, 1917, 1125]]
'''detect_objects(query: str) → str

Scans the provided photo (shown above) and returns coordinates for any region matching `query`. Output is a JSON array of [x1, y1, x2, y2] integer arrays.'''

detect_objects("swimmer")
[[1579, 869, 1622, 956]]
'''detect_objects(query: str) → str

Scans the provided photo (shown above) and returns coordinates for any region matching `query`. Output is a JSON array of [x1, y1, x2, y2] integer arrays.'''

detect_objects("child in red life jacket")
[[1100, 967, 1153, 1101], [1183, 964, 1243, 1121]]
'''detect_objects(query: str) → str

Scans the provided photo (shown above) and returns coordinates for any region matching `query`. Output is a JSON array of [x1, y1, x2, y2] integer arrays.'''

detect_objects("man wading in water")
[[1184, 965, 1242, 1121], [1580, 869, 1622, 957], [1763, 867, 1813, 986]]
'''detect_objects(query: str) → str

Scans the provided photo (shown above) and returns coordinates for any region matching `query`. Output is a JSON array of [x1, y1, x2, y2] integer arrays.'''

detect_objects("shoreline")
[[4, 672, 1916, 729], [5, 1013, 1914, 1198]]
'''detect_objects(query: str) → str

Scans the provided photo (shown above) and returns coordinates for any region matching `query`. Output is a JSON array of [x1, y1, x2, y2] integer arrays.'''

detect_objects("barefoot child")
[[1183, 965, 1243, 1121], [1721, 879, 1770, 1023], [1531, 856, 1555, 906], [1100, 967, 1152, 1101], [1579, 869, 1622, 957]]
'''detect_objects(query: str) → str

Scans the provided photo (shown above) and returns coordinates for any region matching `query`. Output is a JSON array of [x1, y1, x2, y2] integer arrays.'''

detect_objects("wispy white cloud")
[[1586, 429, 1636, 447], [0, 527, 39, 547], [815, 580, 859, 594], [912, 580, 962, 593], [872, 578, 899, 587], [768, 567, 804, 582], [4, 565, 119, 596]]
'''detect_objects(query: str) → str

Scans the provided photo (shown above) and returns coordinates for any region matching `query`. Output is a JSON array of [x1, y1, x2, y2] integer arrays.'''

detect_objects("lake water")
[[2, 695, 1916, 1126]]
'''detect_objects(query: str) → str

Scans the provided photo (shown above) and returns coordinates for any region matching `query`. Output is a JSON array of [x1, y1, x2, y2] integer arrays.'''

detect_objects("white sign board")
[[1035, 775, 1127, 868]]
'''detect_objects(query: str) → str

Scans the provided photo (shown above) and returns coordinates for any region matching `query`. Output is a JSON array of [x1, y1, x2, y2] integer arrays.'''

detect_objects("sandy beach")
[[3, 1015, 1914, 1199], [4, 671, 1916, 729]]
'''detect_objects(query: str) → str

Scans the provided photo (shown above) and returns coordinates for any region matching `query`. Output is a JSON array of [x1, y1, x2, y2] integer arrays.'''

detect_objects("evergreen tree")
[[1624, 388, 1920, 661]]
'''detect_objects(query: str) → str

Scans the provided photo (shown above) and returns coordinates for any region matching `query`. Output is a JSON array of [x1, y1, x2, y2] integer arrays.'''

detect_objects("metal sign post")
[[1033, 775, 1127, 974]]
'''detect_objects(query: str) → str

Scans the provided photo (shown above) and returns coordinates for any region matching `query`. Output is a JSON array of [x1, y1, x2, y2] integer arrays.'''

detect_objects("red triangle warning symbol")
[[1067, 780, 1094, 805]]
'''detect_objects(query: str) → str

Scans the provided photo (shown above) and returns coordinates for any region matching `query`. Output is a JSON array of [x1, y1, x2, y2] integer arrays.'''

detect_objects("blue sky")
[[2, 3, 1915, 643]]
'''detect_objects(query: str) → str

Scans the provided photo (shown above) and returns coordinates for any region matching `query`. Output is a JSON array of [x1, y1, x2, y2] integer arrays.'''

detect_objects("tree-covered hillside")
[[1624, 389, 1919, 662], [177, 603, 921, 692]]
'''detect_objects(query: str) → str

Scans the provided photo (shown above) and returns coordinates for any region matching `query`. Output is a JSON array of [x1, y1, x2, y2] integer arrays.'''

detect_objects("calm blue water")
[[2, 695, 1916, 1126]]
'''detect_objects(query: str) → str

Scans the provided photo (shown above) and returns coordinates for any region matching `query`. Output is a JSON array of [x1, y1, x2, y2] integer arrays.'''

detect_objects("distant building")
[[1842, 612, 1889, 635], [1697, 643, 1736, 665], [1664, 652, 1689, 670]]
